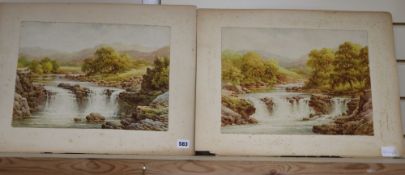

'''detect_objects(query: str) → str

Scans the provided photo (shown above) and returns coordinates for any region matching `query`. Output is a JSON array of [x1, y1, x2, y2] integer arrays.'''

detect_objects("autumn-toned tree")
[[332, 42, 361, 89], [305, 48, 335, 89], [305, 41, 370, 94], [262, 59, 279, 85], [222, 58, 243, 84], [239, 52, 266, 85], [221, 50, 281, 87]]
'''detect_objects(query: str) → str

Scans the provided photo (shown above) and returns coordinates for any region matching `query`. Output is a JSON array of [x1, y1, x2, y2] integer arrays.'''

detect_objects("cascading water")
[[13, 77, 125, 128], [40, 85, 79, 118], [82, 87, 124, 119], [222, 83, 350, 135], [329, 97, 349, 117]]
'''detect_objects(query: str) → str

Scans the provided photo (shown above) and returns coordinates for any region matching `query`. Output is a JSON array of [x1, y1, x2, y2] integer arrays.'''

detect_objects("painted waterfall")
[[221, 27, 373, 135], [12, 21, 170, 131]]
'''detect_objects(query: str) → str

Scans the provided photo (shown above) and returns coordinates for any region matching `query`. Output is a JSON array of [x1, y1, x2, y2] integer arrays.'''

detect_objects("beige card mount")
[[196, 9, 403, 157], [0, 3, 196, 155]]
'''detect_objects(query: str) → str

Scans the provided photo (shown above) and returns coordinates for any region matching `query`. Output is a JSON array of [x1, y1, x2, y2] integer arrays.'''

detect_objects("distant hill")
[[235, 50, 308, 68], [19, 43, 170, 64]]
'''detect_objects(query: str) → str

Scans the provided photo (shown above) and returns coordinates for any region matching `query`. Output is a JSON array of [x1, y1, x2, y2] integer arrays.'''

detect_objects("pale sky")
[[20, 21, 170, 52], [222, 27, 367, 59]]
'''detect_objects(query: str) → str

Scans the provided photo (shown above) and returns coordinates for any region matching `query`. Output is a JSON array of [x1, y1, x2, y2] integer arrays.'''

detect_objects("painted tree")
[[262, 59, 279, 85], [306, 48, 335, 89], [141, 56, 170, 92], [82, 47, 131, 75], [358, 46, 370, 88], [40, 57, 53, 74], [29, 60, 43, 74], [221, 50, 280, 86], [239, 52, 266, 85], [222, 58, 243, 84], [332, 42, 361, 89]]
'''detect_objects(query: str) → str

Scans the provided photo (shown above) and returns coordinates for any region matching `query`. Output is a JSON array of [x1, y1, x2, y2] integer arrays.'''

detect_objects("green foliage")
[[51, 60, 60, 72], [29, 60, 43, 74], [17, 55, 30, 68], [24, 57, 60, 74], [332, 42, 361, 89], [40, 57, 53, 73], [141, 56, 170, 92], [222, 58, 243, 84], [305, 41, 370, 94], [306, 48, 335, 89], [81, 47, 131, 75], [240, 52, 267, 84], [221, 50, 281, 88]]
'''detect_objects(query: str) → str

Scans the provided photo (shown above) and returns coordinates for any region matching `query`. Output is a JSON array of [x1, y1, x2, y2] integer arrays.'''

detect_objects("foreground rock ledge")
[[312, 90, 373, 135]]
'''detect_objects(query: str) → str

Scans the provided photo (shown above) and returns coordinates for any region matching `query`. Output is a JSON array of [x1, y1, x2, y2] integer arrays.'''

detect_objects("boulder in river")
[[57, 83, 90, 100], [85, 112, 106, 123], [104, 89, 114, 97], [308, 94, 332, 115], [260, 97, 274, 112], [286, 96, 303, 104]]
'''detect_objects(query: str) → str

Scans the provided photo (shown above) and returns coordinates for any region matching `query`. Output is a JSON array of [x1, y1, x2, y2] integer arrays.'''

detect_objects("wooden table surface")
[[1, 154, 405, 175]]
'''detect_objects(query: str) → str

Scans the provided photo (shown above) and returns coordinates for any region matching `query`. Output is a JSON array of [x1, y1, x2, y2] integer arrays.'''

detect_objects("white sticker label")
[[381, 146, 398, 157], [177, 139, 190, 149]]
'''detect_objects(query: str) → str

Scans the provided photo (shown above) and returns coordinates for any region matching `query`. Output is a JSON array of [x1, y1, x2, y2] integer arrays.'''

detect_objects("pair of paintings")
[[13, 21, 372, 135]]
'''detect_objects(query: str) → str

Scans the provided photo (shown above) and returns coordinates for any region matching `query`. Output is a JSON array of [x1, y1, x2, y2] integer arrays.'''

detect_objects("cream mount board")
[[195, 9, 403, 157], [0, 3, 196, 155]]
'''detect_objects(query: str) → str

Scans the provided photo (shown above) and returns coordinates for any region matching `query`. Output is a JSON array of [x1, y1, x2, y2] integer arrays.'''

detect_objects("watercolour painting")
[[12, 21, 170, 131], [221, 27, 373, 135]]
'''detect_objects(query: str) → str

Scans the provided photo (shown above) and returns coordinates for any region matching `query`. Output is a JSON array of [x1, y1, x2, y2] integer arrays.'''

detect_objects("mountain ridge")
[[19, 43, 170, 63]]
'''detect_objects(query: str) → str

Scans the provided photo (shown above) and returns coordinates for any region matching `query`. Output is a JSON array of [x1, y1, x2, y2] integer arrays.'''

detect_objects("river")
[[12, 75, 125, 129], [221, 83, 349, 135]]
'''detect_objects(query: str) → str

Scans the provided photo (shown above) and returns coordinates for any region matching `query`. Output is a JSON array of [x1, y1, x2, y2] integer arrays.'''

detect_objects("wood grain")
[[1, 157, 405, 175]]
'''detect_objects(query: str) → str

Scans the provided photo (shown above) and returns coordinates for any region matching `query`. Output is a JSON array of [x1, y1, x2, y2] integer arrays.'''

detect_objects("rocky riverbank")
[[13, 71, 48, 119], [221, 95, 257, 126], [312, 90, 373, 135], [103, 91, 169, 131], [65, 74, 142, 90]]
